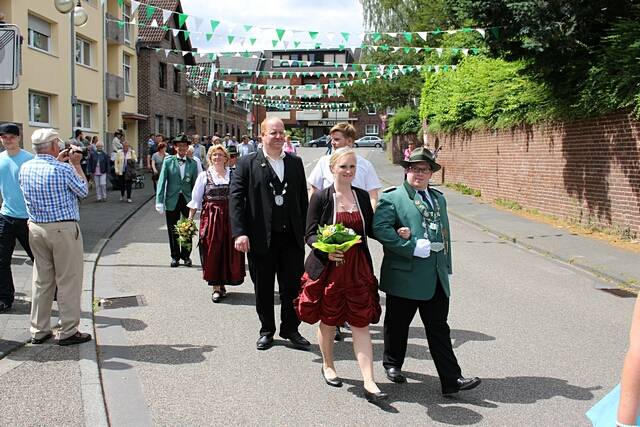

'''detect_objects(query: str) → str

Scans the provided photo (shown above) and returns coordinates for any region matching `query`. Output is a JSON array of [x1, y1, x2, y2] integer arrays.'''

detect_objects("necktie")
[[418, 190, 432, 209]]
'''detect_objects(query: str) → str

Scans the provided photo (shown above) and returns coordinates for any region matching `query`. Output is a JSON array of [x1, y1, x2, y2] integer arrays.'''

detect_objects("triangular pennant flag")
[[276, 29, 286, 41], [210, 20, 220, 32], [145, 5, 156, 19], [272, 40, 278, 47], [403, 32, 413, 43], [172, 29, 180, 38], [250, 38, 257, 45], [447, 30, 456, 35], [206, 33, 213, 42], [164, 49, 170, 58], [244, 24, 253, 32], [177, 13, 188, 28], [283, 41, 289, 49], [227, 35, 235, 44], [183, 31, 190, 41], [162, 9, 171, 24], [309, 31, 319, 40], [403, 47, 411, 54], [387, 32, 397, 38], [476, 28, 486, 38], [117, 20, 125, 29], [150, 19, 158, 27], [294, 41, 301, 48], [372, 33, 382, 42], [183, 51, 190, 57], [131, 0, 141, 14], [436, 48, 443, 57], [341, 32, 350, 42], [462, 48, 469, 56], [417, 32, 427, 41]]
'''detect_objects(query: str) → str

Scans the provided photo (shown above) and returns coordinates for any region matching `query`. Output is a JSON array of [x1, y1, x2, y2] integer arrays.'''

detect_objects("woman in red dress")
[[295, 147, 386, 402], [188, 144, 245, 302]]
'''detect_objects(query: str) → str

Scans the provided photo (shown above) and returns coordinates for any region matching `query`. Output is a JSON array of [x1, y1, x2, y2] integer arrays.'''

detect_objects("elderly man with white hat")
[[18, 128, 92, 346]]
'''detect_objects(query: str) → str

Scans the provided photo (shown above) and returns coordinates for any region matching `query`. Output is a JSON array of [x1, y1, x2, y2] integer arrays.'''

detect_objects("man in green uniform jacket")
[[155, 135, 198, 267], [373, 147, 480, 396]]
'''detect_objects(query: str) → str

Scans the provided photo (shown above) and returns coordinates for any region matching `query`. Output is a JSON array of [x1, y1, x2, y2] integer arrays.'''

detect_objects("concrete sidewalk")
[[365, 148, 640, 291], [0, 174, 155, 426]]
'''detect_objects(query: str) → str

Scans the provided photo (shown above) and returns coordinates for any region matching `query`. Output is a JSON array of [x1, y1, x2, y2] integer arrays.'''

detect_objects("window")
[[166, 117, 174, 136], [176, 119, 183, 134], [273, 54, 289, 67], [324, 52, 347, 65], [365, 124, 379, 135], [367, 106, 376, 115], [29, 92, 51, 126], [173, 68, 180, 93], [123, 54, 131, 94], [75, 36, 92, 66], [123, 2, 131, 44], [159, 63, 167, 89], [154, 115, 163, 134], [28, 15, 51, 53], [73, 102, 91, 129]]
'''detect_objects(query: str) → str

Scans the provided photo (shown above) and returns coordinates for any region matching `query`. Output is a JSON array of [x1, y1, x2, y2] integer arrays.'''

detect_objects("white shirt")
[[187, 167, 230, 210], [263, 148, 285, 182], [176, 155, 187, 178], [192, 156, 203, 174], [307, 154, 382, 191]]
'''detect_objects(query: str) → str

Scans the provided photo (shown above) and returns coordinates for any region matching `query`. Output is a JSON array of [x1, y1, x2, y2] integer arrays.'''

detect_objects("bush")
[[419, 56, 559, 133], [386, 106, 421, 136]]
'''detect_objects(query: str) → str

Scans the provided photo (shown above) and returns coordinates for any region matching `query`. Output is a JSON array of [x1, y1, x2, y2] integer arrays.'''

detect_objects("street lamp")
[[54, 0, 88, 138]]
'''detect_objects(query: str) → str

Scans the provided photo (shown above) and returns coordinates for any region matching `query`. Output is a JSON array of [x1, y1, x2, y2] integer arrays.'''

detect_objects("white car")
[[354, 135, 383, 148]]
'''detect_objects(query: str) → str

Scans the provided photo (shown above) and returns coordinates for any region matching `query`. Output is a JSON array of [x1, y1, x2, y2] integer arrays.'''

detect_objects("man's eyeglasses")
[[229, 154, 237, 159], [407, 166, 432, 174]]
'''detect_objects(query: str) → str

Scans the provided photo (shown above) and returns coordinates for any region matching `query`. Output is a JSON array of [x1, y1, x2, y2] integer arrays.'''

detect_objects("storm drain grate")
[[101, 295, 146, 309], [599, 288, 636, 298]]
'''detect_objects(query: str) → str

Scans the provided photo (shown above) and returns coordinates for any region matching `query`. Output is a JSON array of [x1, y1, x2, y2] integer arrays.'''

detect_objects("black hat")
[[173, 134, 189, 144], [227, 145, 238, 156], [400, 147, 441, 172], [0, 123, 20, 136]]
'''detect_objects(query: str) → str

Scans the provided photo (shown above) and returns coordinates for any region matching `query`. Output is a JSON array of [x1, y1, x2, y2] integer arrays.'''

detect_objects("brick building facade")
[[428, 110, 640, 237]]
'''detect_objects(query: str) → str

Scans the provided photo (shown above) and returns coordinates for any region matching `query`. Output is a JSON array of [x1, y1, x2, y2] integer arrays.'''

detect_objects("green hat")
[[173, 134, 189, 144], [226, 145, 238, 156], [400, 146, 441, 172]]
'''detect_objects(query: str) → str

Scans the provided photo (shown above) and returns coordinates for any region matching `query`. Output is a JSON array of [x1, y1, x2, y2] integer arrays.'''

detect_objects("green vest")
[[373, 182, 453, 300]]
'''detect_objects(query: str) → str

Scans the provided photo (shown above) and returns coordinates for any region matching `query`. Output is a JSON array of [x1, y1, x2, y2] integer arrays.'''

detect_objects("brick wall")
[[428, 111, 640, 237]]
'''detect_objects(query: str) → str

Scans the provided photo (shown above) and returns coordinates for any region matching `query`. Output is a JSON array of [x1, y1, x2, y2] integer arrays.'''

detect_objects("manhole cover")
[[101, 295, 146, 309], [599, 288, 636, 298]]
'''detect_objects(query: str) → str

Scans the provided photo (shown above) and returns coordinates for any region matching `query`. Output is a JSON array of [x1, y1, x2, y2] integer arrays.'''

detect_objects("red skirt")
[[199, 199, 245, 286], [295, 245, 381, 328]]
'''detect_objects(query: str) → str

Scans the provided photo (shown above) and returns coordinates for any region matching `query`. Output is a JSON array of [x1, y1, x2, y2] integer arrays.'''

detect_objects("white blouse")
[[187, 167, 230, 210]]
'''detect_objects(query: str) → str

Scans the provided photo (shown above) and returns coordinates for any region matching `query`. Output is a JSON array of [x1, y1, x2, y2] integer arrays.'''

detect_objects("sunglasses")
[[229, 154, 237, 158]]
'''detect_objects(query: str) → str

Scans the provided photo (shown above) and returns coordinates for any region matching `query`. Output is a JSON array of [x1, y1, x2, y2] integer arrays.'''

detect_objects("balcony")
[[105, 14, 124, 45], [265, 88, 291, 97], [327, 88, 343, 97], [106, 73, 124, 102]]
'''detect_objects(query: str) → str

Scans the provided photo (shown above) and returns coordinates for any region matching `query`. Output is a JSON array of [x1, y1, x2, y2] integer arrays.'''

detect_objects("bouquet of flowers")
[[174, 218, 197, 251], [312, 224, 361, 264]]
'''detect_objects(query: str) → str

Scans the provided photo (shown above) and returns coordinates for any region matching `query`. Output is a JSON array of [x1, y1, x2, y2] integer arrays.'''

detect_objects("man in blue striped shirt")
[[19, 128, 92, 346]]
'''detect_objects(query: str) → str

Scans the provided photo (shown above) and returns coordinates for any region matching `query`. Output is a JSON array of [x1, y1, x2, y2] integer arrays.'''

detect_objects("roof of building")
[[216, 53, 263, 72], [186, 63, 213, 94], [137, 0, 179, 42]]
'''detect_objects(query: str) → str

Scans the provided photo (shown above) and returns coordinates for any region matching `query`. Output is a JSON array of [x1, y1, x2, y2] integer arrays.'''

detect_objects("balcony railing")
[[105, 14, 124, 45], [106, 73, 124, 101]]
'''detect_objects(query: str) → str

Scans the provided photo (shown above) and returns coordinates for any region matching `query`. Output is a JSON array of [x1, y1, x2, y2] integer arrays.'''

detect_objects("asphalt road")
[[93, 147, 633, 426]]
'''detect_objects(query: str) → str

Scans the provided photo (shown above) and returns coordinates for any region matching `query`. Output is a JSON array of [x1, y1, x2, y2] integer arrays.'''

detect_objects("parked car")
[[291, 140, 301, 147], [354, 135, 383, 148], [307, 135, 329, 147]]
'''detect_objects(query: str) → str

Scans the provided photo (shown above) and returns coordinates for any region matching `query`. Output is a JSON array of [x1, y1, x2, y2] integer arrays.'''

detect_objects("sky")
[[179, 0, 365, 53]]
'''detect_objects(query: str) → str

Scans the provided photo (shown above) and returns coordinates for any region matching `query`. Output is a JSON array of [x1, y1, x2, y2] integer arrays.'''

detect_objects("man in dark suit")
[[155, 134, 198, 268], [230, 117, 310, 351]]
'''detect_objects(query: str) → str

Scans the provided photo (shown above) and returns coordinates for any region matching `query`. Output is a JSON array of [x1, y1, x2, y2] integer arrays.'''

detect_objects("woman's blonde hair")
[[207, 144, 228, 165], [329, 147, 356, 171]]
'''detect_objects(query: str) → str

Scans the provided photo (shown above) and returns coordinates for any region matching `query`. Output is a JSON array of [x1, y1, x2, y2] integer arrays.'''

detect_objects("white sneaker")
[[127, 199, 132, 203]]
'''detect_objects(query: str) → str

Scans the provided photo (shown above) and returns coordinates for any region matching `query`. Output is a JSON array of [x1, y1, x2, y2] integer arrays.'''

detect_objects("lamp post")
[[54, 0, 88, 138]]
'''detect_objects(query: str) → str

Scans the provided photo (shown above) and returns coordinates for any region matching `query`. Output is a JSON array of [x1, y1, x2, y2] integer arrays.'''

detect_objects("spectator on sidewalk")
[[191, 134, 206, 168], [373, 147, 480, 395], [19, 128, 91, 346], [146, 133, 157, 173], [111, 129, 124, 161], [155, 134, 198, 268], [114, 139, 137, 203], [151, 142, 167, 191], [0, 123, 34, 313], [283, 135, 297, 155], [238, 135, 256, 157], [403, 142, 416, 161], [187, 145, 204, 174], [87, 139, 110, 202]]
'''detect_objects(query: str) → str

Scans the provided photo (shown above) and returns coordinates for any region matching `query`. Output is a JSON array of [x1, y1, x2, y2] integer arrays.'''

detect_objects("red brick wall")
[[429, 111, 640, 237]]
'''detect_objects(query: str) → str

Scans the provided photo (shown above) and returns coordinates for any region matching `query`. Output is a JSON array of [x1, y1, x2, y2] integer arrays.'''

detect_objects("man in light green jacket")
[[373, 147, 480, 396]]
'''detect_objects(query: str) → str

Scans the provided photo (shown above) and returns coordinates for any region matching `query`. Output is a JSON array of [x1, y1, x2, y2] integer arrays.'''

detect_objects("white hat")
[[31, 128, 61, 146]]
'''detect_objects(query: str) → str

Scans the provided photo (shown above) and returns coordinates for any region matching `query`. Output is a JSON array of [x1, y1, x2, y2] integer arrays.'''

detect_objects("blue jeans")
[[0, 214, 34, 305]]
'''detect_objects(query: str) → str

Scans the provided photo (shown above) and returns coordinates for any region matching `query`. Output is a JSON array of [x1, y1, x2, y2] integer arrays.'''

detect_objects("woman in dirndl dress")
[[188, 144, 245, 303]]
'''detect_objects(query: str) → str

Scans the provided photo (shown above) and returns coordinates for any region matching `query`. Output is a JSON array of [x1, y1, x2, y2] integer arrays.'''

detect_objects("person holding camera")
[[18, 128, 91, 346], [114, 139, 137, 203]]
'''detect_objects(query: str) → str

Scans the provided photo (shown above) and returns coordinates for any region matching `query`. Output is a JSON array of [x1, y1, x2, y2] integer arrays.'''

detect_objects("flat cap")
[[0, 123, 20, 136], [31, 128, 61, 146]]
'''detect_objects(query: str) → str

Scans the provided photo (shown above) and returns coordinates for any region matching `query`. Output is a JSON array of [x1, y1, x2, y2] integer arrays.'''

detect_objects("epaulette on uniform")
[[430, 187, 443, 195], [382, 186, 397, 193]]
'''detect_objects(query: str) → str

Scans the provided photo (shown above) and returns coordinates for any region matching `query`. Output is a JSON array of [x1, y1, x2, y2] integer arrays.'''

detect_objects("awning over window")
[[122, 112, 148, 121]]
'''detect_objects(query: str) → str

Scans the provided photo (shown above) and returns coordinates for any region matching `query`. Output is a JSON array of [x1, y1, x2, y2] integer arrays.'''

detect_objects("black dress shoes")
[[57, 332, 92, 346], [321, 367, 343, 387], [170, 258, 179, 268], [183, 258, 192, 267], [364, 389, 388, 403], [334, 327, 343, 342], [385, 367, 407, 383], [256, 335, 274, 350], [31, 332, 53, 344], [279, 331, 311, 350], [442, 376, 481, 395]]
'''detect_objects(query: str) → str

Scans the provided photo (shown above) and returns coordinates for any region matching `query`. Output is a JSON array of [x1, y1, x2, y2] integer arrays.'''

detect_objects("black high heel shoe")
[[364, 388, 388, 402], [321, 367, 343, 387]]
